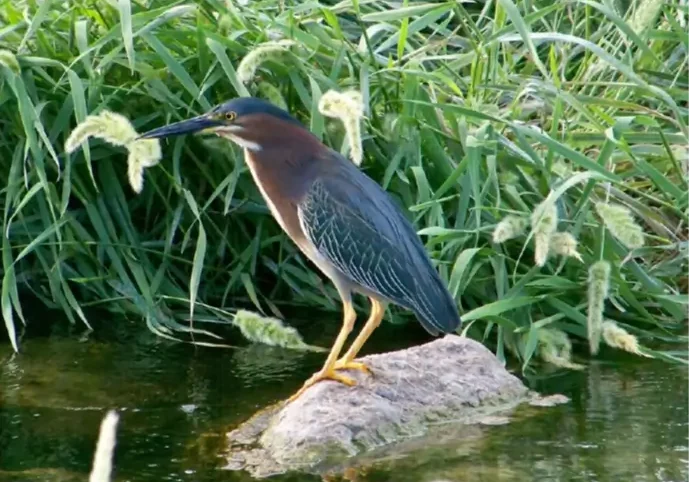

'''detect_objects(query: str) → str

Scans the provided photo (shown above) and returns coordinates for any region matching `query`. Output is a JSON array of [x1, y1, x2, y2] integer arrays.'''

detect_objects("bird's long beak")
[[138, 113, 219, 140]]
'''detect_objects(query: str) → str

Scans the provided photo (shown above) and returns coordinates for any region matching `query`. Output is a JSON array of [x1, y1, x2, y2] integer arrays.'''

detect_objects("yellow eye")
[[225, 111, 237, 121]]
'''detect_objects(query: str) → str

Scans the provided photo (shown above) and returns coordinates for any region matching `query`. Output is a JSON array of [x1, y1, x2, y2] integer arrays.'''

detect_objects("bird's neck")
[[243, 145, 323, 243], [245, 143, 323, 201]]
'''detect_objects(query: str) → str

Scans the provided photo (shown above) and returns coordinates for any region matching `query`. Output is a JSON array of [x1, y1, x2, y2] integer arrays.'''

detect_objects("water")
[[1, 317, 687, 482]]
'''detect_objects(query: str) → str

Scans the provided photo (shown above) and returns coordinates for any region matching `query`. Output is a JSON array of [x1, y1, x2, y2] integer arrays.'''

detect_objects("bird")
[[139, 97, 462, 402]]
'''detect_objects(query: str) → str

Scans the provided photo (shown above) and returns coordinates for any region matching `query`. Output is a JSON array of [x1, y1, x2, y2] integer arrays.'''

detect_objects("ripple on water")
[[0, 321, 687, 482]]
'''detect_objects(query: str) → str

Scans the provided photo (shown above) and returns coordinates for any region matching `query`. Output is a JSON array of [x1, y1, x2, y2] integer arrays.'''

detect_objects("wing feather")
[[297, 152, 461, 335]]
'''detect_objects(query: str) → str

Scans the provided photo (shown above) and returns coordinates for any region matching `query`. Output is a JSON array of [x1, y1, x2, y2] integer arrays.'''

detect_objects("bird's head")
[[138, 97, 306, 152]]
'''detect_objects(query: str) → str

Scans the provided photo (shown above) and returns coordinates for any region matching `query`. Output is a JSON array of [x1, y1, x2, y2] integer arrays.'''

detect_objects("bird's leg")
[[287, 301, 357, 402], [334, 298, 385, 374]]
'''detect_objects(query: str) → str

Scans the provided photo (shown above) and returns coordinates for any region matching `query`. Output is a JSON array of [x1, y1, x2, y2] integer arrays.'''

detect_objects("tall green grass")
[[0, 0, 686, 370]]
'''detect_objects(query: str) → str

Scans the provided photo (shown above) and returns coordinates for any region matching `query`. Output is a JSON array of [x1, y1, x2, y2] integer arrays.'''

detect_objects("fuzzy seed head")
[[65, 110, 161, 194], [628, 0, 664, 34], [318, 90, 365, 166], [534, 232, 551, 267], [65, 111, 138, 153], [128, 139, 162, 168], [492, 215, 528, 243], [587, 260, 611, 355], [531, 200, 558, 266], [233, 309, 324, 352], [126, 138, 162, 193], [550, 232, 583, 262], [531, 200, 558, 235], [602, 320, 652, 358], [595, 202, 645, 249], [236, 39, 296, 85], [319, 89, 364, 119], [127, 160, 144, 194], [538, 328, 585, 370], [0, 49, 20, 74]]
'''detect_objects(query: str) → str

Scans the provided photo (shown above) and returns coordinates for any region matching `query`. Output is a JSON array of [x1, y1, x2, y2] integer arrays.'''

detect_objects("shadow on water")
[[0, 312, 687, 482]]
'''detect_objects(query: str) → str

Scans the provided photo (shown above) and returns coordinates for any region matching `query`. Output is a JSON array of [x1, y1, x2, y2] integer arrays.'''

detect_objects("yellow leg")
[[287, 300, 357, 402], [334, 298, 385, 373]]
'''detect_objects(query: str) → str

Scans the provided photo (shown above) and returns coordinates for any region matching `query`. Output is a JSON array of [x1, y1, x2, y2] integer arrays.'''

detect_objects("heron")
[[139, 97, 462, 402]]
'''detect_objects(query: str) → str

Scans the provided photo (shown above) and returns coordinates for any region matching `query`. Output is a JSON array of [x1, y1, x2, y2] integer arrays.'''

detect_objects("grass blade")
[[118, 0, 136, 72]]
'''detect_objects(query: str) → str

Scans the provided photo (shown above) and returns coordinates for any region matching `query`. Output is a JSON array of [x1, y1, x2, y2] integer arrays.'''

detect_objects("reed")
[[0, 0, 686, 369]]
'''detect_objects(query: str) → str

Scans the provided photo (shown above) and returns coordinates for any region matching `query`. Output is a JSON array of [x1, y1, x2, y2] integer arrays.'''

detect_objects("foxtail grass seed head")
[[550, 232, 583, 262], [602, 320, 652, 357], [534, 233, 551, 267], [65, 110, 161, 193], [493, 215, 528, 243], [531, 200, 558, 266], [127, 161, 144, 194], [538, 328, 585, 370], [0, 49, 20, 74], [236, 39, 295, 85], [587, 260, 611, 355], [65, 111, 137, 153], [128, 138, 162, 168], [628, 0, 664, 34], [126, 139, 161, 193], [318, 90, 365, 165], [233, 310, 325, 352], [594, 202, 645, 249], [89, 410, 119, 482]]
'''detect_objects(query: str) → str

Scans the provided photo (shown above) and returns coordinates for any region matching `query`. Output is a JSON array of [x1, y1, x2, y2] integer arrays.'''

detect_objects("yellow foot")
[[287, 369, 356, 403], [334, 359, 371, 374]]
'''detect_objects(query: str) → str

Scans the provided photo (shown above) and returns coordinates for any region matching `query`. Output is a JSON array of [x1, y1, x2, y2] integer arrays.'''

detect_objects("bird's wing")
[[297, 152, 460, 335]]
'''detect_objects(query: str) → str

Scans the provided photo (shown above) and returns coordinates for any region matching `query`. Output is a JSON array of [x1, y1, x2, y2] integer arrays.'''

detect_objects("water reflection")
[[0, 319, 686, 482]]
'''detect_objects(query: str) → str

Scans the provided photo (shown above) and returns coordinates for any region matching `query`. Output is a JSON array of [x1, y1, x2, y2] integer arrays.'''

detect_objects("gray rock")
[[224, 335, 553, 478]]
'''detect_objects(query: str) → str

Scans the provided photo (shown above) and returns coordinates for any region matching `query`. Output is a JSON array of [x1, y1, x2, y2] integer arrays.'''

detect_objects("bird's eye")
[[225, 111, 237, 121]]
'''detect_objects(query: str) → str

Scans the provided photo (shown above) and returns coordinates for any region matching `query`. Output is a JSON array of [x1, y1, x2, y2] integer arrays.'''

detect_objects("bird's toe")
[[287, 369, 357, 403], [334, 359, 372, 374]]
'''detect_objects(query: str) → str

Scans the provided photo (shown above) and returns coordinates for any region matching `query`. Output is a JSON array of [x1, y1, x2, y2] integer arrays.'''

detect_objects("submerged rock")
[[224, 335, 556, 478]]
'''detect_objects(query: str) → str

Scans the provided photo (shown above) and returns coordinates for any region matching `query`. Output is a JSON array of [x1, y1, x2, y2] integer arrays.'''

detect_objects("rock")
[[224, 335, 552, 478]]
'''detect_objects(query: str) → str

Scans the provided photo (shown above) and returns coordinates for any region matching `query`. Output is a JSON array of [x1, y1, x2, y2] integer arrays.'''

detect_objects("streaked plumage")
[[297, 151, 460, 335], [139, 96, 462, 402]]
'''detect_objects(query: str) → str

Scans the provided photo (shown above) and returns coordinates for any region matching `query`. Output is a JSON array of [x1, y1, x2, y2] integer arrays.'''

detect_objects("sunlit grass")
[[0, 0, 686, 370]]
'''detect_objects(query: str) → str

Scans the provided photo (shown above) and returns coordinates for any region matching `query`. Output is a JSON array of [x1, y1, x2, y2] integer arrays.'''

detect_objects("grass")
[[0, 0, 686, 371]]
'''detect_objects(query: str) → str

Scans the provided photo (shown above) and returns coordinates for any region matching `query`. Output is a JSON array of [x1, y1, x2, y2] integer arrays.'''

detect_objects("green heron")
[[140, 97, 462, 401]]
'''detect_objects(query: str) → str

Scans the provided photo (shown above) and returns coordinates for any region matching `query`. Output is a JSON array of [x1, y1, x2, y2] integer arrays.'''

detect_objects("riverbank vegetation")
[[1, 0, 686, 370]]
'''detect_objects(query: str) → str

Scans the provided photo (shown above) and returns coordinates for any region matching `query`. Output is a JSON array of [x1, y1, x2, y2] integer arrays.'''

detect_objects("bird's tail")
[[412, 274, 462, 336]]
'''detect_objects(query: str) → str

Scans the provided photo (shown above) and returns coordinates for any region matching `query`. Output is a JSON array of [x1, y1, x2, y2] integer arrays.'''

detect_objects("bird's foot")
[[334, 358, 371, 374], [287, 369, 356, 403]]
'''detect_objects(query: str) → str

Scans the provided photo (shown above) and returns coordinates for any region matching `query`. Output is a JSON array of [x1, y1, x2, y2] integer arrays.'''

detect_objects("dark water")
[[0, 317, 687, 482]]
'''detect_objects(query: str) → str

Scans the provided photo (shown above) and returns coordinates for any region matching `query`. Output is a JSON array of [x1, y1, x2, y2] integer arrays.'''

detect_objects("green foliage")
[[0, 0, 686, 369]]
